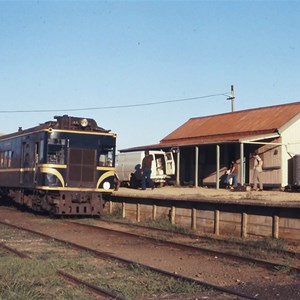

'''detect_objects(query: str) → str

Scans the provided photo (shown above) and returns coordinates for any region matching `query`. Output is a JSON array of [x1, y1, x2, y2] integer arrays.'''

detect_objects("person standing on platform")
[[227, 160, 239, 189], [253, 151, 263, 191], [141, 151, 154, 190]]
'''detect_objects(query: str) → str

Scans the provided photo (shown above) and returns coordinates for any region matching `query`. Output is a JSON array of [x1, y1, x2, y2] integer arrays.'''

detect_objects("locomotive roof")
[[0, 115, 111, 140]]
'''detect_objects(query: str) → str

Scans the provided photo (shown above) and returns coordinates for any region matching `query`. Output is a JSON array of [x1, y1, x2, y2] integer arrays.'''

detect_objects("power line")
[[0, 92, 229, 113]]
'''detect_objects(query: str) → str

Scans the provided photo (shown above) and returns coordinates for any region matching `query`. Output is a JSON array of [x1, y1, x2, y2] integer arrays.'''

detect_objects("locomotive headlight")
[[103, 181, 111, 190], [80, 118, 88, 127]]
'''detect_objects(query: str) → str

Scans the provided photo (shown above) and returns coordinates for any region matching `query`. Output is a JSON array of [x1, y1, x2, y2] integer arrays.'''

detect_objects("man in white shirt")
[[253, 151, 263, 191]]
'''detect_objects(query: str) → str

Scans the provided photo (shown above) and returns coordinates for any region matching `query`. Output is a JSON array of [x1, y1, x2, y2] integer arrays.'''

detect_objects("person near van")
[[253, 151, 263, 191], [141, 151, 154, 190], [130, 164, 142, 189]]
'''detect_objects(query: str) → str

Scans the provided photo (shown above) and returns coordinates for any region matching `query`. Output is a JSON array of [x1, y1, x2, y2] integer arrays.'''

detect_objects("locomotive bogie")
[[53, 191, 105, 215], [0, 115, 116, 216]]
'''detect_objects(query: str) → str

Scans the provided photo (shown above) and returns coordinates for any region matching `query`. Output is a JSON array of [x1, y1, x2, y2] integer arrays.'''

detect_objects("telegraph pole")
[[227, 85, 235, 112]]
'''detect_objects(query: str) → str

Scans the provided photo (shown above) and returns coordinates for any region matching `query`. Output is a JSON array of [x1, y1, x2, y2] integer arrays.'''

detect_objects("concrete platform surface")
[[112, 186, 300, 206]]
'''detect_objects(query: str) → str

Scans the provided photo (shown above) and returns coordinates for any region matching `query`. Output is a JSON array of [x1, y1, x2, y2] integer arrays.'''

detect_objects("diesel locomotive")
[[0, 115, 117, 216]]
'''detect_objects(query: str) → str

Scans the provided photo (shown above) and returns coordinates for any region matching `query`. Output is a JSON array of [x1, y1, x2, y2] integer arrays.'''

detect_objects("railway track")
[[0, 206, 300, 299], [96, 219, 300, 259], [0, 241, 126, 300], [0, 219, 254, 300], [68, 219, 300, 273]]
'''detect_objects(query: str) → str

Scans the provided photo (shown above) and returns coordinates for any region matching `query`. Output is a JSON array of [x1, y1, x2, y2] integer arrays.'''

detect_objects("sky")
[[1, 0, 300, 151]]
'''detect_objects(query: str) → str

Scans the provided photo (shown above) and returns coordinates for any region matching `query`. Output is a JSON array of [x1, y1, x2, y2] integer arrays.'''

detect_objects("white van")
[[116, 150, 175, 187]]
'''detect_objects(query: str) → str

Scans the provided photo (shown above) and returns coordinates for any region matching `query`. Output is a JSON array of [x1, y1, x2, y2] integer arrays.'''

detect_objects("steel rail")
[[0, 220, 257, 300], [0, 242, 30, 258], [57, 270, 127, 300]]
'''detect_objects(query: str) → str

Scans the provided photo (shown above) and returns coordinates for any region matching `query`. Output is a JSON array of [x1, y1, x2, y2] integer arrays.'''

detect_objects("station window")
[[47, 139, 66, 164], [98, 147, 114, 167]]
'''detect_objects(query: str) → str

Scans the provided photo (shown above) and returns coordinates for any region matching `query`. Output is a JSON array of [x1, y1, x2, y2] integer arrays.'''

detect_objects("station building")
[[120, 102, 300, 189]]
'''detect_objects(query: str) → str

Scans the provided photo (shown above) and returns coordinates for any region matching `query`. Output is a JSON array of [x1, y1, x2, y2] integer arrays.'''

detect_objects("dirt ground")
[[1, 206, 300, 299]]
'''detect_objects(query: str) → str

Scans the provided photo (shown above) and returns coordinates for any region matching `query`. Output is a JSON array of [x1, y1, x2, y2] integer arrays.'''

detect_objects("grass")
[[273, 264, 291, 273], [253, 237, 287, 252], [221, 236, 287, 253], [231, 237, 288, 260], [0, 254, 108, 300], [88, 262, 208, 299], [102, 206, 123, 220], [0, 257, 58, 300], [0, 234, 208, 300], [140, 217, 192, 234]]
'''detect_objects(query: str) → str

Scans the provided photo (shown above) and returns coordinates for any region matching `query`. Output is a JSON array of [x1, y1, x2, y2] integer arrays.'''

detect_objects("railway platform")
[[112, 186, 300, 207], [110, 186, 300, 241]]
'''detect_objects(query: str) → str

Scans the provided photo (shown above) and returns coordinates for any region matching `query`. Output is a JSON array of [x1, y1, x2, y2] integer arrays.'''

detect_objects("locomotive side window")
[[98, 147, 114, 167], [39, 140, 45, 163], [0, 151, 12, 168], [6, 150, 12, 167], [47, 138, 66, 164], [0, 152, 4, 168]]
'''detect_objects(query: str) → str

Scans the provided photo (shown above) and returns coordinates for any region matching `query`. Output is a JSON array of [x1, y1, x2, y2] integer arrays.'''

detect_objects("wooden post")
[[176, 149, 180, 186], [122, 202, 126, 218], [171, 206, 176, 225], [214, 210, 220, 235], [216, 145, 220, 189], [152, 204, 157, 220], [241, 212, 248, 238], [240, 143, 244, 186], [195, 146, 199, 187], [273, 215, 279, 239], [136, 203, 140, 222], [191, 208, 197, 230]]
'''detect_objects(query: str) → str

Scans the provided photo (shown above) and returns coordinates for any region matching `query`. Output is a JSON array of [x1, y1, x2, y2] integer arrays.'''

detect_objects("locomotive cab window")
[[98, 147, 114, 167], [47, 138, 66, 164]]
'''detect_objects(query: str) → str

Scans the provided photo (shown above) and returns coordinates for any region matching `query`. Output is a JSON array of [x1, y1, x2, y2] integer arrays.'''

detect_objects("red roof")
[[160, 102, 300, 146]]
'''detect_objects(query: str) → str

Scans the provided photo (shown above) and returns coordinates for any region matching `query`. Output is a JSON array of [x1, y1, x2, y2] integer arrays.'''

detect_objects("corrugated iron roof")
[[119, 143, 163, 153], [160, 101, 300, 146]]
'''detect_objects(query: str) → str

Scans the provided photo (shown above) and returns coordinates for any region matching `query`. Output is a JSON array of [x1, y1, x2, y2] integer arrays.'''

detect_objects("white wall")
[[280, 114, 300, 186]]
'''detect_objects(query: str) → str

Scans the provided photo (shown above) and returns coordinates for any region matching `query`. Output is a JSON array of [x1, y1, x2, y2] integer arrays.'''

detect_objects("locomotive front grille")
[[68, 148, 96, 186]]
